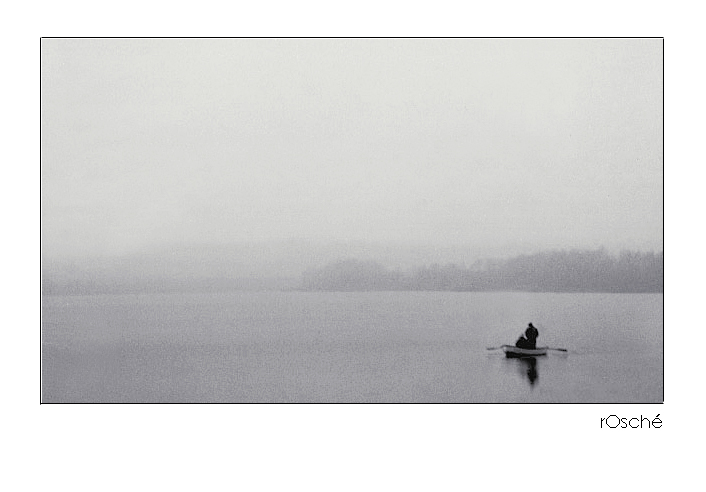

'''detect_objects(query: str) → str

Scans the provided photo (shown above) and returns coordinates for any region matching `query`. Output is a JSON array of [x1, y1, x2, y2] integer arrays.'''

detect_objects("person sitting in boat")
[[515, 323, 539, 349]]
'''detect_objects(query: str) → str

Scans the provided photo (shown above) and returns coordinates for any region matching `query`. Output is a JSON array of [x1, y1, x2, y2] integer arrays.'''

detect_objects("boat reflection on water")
[[510, 356, 539, 387]]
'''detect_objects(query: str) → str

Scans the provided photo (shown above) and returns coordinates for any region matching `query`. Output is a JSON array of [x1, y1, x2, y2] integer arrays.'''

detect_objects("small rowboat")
[[501, 345, 548, 358]]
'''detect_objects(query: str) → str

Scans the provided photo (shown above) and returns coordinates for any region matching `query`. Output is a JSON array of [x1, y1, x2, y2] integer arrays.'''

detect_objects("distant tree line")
[[300, 250, 663, 293]]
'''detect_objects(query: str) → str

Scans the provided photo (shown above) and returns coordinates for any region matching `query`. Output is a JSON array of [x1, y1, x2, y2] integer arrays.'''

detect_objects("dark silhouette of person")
[[515, 323, 539, 349]]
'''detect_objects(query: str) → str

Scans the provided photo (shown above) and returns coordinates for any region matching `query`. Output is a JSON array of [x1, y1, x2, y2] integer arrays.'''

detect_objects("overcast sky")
[[41, 38, 662, 258]]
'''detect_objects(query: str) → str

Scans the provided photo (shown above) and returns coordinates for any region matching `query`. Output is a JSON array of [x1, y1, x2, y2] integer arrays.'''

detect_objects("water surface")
[[42, 291, 663, 403]]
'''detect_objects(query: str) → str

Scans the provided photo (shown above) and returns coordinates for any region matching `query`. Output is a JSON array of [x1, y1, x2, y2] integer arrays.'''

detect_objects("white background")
[[7, 1, 699, 490]]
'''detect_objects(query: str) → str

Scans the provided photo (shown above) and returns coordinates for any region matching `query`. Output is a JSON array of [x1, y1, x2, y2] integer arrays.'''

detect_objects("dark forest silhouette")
[[301, 250, 663, 293]]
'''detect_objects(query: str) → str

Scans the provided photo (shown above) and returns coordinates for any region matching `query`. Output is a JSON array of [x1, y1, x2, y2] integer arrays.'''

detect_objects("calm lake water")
[[41, 291, 663, 403]]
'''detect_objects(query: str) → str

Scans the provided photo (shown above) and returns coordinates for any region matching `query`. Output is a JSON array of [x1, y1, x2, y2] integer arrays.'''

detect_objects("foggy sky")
[[41, 38, 663, 258]]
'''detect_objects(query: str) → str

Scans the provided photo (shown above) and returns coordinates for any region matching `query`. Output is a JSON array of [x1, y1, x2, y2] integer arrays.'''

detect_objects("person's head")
[[528, 323, 534, 328]]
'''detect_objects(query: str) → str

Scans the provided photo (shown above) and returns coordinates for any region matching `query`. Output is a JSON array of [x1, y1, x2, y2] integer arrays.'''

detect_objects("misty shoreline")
[[42, 248, 663, 295]]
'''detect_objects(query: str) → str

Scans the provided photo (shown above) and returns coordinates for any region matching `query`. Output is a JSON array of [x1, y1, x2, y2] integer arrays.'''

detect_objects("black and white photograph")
[[41, 37, 663, 404]]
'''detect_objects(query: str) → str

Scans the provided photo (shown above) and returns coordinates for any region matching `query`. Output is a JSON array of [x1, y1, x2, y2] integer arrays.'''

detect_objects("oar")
[[486, 345, 568, 352], [530, 324, 567, 352]]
